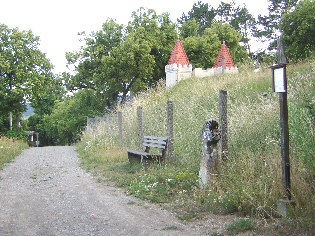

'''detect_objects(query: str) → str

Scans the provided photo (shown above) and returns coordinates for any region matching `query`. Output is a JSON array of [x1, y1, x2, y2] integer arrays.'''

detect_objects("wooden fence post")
[[137, 106, 143, 149], [104, 115, 109, 134], [167, 100, 174, 162], [118, 111, 123, 146], [86, 117, 90, 131], [219, 89, 228, 161]]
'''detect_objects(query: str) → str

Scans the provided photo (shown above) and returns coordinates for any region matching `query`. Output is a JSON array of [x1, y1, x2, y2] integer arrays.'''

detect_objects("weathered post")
[[9, 112, 12, 131], [271, 38, 294, 216], [35, 132, 39, 147], [104, 115, 109, 134], [118, 111, 123, 146], [199, 120, 221, 189], [137, 106, 143, 149], [167, 100, 174, 162], [219, 90, 228, 161], [86, 117, 90, 131]]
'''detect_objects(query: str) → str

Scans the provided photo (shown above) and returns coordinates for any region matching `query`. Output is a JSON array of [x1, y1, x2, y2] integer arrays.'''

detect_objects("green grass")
[[78, 61, 315, 235], [226, 218, 254, 235], [0, 137, 29, 170]]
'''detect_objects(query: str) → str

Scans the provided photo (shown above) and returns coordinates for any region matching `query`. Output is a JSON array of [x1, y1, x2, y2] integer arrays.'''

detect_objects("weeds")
[[78, 61, 315, 234], [0, 137, 28, 170], [226, 218, 254, 235]]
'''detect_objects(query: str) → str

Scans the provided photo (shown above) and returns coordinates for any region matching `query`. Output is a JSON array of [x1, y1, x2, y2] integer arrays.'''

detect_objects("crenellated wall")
[[165, 64, 238, 89], [165, 63, 193, 88], [193, 66, 238, 78]]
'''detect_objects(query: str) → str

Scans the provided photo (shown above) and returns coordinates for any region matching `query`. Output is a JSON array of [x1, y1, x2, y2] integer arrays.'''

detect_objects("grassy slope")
[[78, 61, 314, 234], [0, 137, 29, 170]]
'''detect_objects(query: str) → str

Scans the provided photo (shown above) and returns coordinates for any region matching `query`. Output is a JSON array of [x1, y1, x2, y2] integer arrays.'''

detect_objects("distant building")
[[165, 38, 192, 88], [165, 40, 238, 88], [193, 41, 238, 78]]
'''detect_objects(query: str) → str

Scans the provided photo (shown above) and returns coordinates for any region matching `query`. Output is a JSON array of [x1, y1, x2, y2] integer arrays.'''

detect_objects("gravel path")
[[0, 146, 209, 235]]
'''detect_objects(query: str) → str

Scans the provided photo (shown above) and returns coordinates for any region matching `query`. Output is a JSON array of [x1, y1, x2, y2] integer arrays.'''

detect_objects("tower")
[[213, 41, 238, 73], [165, 38, 192, 88]]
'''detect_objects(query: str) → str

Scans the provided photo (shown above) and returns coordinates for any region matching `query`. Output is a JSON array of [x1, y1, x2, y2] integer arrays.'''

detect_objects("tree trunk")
[[9, 75, 13, 130], [9, 112, 13, 131], [244, 23, 251, 56], [16, 110, 21, 129]]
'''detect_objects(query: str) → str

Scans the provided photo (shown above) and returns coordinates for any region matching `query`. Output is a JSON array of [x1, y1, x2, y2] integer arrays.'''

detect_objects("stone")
[[199, 120, 220, 189], [278, 199, 295, 218]]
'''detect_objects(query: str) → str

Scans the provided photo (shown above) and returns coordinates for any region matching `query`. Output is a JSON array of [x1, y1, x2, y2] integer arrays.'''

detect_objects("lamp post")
[[271, 38, 294, 217], [271, 63, 290, 200]]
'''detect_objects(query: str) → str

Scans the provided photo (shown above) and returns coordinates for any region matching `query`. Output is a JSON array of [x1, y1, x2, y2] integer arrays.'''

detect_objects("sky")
[[0, 0, 269, 74]]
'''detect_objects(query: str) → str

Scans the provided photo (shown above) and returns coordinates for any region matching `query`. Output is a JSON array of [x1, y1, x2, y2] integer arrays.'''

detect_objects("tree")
[[182, 33, 221, 69], [0, 24, 53, 131], [281, 0, 315, 61], [66, 9, 177, 109], [216, 0, 237, 24], [42, 89, 104, 145], [65, 19, 124, 109], [257, 0, 298, 50], [179, 19, 199, 39], [207, 22, 246, 62], [26, 74, 65, 145], [230, 5, 257, 56], [178, 1, 217, 35], [182, 22, 245, 68]]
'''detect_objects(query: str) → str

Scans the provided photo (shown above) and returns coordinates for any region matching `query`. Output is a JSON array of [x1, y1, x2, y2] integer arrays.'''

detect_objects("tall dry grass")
[[78, 61, 314, 222]]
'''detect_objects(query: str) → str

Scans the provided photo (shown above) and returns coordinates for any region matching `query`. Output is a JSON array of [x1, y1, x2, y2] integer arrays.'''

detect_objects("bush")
[[5, 129, 28, 141]]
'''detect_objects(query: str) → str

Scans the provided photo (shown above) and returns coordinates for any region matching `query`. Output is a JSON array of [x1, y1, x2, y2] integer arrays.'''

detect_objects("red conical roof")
[[168, 38, 190, 66], [213, 41, 235, 68]]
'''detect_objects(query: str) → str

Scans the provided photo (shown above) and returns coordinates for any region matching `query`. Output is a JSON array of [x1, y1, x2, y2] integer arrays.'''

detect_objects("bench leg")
[[128, 153, 141, 165]]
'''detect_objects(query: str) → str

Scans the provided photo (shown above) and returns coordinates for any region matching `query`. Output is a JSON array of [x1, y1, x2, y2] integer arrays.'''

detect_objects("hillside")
[[78, 61, 314, 234]]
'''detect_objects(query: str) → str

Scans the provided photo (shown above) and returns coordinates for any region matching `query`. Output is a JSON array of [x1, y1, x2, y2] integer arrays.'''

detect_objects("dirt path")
[[0, 146, 219, 235]]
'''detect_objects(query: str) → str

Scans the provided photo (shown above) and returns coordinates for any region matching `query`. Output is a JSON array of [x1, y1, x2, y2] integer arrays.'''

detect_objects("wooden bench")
[[127, 136, 168, 166]]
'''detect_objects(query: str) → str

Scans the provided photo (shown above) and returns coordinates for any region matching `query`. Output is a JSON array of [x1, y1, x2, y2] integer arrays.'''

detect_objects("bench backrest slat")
[[143, 136, 168, 150], [144, 143, 166, 149], [144, 136, 168, 141]]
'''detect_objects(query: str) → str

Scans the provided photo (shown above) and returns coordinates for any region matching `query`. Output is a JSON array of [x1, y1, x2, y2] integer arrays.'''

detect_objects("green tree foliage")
[[26, 74, 65, 145], [230, 5, 257, 56], [65, 19, 124, 109], [0, 24, 54, 131], [257, 0, 298, 49], [281, 0, 315, 61], [182, 22, 245, 68], [182, 31, 221, 69], [42, 89, 104, 145], [216, 0, 237, 23], [178, 1, 255, 59], [179, 19, 199, 39], [66, 10, 177, 109], [178, 1, 216, 36]]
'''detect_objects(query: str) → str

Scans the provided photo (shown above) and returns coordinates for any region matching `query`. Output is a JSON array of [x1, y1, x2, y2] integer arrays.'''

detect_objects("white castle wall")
[[165, 63, 193, 88], [193, 67, 238, 78], [165, 64, 238, 88]]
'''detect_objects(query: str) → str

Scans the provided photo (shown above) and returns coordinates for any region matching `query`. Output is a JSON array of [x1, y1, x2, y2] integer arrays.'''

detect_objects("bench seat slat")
[[127, 150, 150, 156]]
